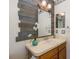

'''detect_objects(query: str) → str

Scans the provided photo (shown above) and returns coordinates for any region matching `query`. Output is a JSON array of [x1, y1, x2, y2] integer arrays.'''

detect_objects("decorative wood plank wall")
[[16, 0, 38, 41]]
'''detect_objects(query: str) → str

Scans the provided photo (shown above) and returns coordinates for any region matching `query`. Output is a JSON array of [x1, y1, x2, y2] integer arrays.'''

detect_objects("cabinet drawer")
[[59, 42, 66, 51], [51, 54, 58, 59], [40, 47, 58, 59]]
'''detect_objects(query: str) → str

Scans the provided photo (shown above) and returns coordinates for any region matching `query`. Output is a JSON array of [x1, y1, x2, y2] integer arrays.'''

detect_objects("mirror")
[[56, 12, 65, 34], [38, 9, 51, 37], [16, 0, 54, 41]]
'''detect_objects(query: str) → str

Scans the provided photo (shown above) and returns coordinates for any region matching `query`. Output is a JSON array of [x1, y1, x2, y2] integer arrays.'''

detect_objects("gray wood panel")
[[51, 0, 54, 35], [18, 31, 33, 37], [18, 10, 35, 18], [18, 14, 37, 22], [18, 31, 38, 39], [19, 8, 37, 16], [19, 0, 37, 9], [20, 19, 35, 25], [19, 23, 34, 28], [16, 36, 32, 41], [20, 28, 33, 32], [18, 1, 37, 12], [17, 0, 38, 42], [16, 37, 27, 41]]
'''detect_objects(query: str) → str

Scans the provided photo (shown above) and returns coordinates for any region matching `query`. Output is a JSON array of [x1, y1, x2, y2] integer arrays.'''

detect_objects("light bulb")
[[60, 13, 65, 16], [41, 0, 47, 7], [47, 4, 51, 9]]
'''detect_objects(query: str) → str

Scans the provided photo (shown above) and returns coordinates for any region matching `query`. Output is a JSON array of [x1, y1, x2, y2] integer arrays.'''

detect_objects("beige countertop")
[[25, 36, 66, 56]]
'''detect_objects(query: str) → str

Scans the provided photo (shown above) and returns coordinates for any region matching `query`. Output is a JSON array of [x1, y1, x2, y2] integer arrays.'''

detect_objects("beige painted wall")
[[9, 0, 28, 59]]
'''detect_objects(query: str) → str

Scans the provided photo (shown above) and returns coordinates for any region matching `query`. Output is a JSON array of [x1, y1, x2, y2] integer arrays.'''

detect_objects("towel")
[[31, 56, 36, 59]]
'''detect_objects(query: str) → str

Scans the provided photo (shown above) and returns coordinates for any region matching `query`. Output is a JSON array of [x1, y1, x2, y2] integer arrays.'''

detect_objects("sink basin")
[[38, 39, 58, 45]]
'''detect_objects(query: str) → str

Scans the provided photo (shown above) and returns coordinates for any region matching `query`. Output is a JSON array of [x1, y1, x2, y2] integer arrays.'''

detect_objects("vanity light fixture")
[[38, 0, 52, 12]]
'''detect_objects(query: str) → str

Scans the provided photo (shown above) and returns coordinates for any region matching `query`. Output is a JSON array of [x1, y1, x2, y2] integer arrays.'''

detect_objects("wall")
[[54, 0, 70, 59], [9, 0, 70, 59], [9, 0, 28, 59]]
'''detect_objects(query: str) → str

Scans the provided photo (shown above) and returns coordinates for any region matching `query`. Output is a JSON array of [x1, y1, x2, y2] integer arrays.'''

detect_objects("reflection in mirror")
[[56, 12, 65, 34], [56, 12, 65, 28], [38, 9, 51, 37]]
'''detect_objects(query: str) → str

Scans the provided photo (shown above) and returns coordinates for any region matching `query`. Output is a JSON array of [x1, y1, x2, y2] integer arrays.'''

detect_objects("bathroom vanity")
[[25, 36, 66, 59], [36, 42, 66, 59]]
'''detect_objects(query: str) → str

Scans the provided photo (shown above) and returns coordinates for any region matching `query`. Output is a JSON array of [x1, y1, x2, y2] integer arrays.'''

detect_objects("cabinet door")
[[51, 54, 58, 59], [40, 48, 58, 59], [59, 47, 66, 59]]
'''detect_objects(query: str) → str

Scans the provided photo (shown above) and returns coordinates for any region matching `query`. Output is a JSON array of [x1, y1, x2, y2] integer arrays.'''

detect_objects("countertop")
[[25, 36, 66, 56]]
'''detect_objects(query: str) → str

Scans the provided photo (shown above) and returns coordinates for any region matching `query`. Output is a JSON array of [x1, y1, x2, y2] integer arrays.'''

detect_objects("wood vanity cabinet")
[[59, 43, 66, 59], [37, 42, 66, 59], [28, 42, 66, 59]]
